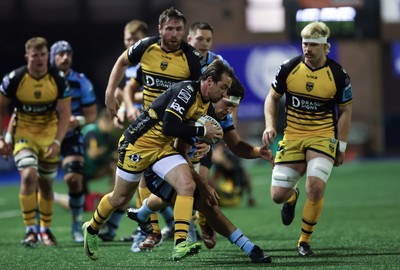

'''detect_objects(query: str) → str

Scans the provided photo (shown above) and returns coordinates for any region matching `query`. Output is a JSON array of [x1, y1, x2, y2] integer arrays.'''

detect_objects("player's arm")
[[123, 78, 142, 121], [335, 102, 352, 167], [0, 93, 12, 157], [162, 88, 222, 142], [105, 51, 131, 118], [82, 103, 97, 125], [0, 93, 10, 136], [55, 98, 71, 144], [44, 97, 71, 159], [224, 129, 273, 163], [263, 88, 281, 146]]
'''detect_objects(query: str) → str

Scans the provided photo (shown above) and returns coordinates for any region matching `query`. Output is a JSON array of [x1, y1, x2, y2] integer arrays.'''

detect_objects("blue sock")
[[228, 228, 255, 256], [105, 210, 125, 237], [188, 218, 198, 242], [69, 192, 84, 222], [137, 198, 156, 221], [160, 206, 174, 229]]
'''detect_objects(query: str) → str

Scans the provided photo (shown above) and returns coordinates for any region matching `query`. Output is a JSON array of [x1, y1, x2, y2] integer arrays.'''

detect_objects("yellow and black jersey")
[[125, 36, 206, 108], [271, 55, 353, 139], [123, 80, 209, 147], [0, 66, 70, 127]]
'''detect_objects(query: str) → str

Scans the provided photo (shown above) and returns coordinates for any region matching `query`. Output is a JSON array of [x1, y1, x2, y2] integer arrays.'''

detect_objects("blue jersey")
[[125, 64, 140, 82], [200, 50, 230, 75], [206, 51, 230, 66], [65, 69, 96, 138]]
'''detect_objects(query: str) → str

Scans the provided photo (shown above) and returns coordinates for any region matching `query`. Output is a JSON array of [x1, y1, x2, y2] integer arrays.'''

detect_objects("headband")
[[302, 37, 328, 44], [223, 96, 241, 105]]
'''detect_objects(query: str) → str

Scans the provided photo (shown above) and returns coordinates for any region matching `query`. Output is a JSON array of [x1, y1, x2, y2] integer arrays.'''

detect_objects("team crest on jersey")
[[148, 108, 157, 119], [34, 90, 42, 99], [329, 143, 335, 153], [129, 154, 141, 162], [160, 61, 168, 70], [306, 82, 314, 92], [330, 138, 336, 153]]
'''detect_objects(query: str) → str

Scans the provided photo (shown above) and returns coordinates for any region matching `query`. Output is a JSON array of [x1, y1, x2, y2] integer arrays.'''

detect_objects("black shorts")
[[61, 130, 84, 158], [199, 149, 213, 169], [143, 168, 200, 206]]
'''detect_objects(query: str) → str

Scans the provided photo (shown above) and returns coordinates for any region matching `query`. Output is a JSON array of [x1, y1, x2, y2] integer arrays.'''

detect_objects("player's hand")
[[193, 142, 210, 160], [259, 144, 274, 165], [203, 121, 223, 144], [334, 151, 345, 167], [126, 106, 140, 122], [113, 117, 123, 129], [105, 93, 120, 120], [44, 141, 60, 159], [117, 107, 126, 123], [0, 138, 12, 160], [68, 115, 80, 130], [113, 108, 126, 129], [199, 184, 220, 207], [262, 127, 276, 146]]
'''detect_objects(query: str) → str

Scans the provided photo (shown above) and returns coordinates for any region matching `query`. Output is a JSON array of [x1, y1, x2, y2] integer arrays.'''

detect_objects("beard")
[[163, 38, 181, 52]]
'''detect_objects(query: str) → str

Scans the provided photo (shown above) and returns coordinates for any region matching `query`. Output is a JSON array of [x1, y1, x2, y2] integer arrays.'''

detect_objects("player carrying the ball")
[[82, 59, 235, 261]]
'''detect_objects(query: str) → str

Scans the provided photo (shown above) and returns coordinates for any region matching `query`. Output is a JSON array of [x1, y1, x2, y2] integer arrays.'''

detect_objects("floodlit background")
[[1, 0, 399, 173]]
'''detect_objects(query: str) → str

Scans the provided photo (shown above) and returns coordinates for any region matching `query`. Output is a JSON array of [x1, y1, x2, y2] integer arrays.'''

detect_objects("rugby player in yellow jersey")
[[0, 37, 71, 247], [126, 77, 273, 263], [262, 21, 353, 256], [102, 7, 206, 250], [82, 59, 234, 261]]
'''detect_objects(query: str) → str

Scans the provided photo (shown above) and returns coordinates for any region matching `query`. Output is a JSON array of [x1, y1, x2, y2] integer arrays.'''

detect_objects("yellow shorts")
[[13, 120, 59, 164], [117, 135, 179, 174], [274, 137, 337, 164]]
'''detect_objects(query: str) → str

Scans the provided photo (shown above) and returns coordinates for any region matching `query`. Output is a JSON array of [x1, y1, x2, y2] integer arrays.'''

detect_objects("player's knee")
[[271, 166, 302, 203], [63, 161, 84, 185], [64, 172, 83, 184], [14, 151, 38, 170], [174, 175, 196, 195], [38, 166, 58, 181], [306, 157, 333, 183], [109, 188, 135, 208], [63, 161, 84, 175], [305, 178, 326, 201], [270, 186, 289, 204], [271, 166, 301, 189]]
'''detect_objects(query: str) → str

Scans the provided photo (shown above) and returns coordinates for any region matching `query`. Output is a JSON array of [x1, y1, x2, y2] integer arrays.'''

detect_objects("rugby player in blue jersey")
[[50, 40, 97, 243]]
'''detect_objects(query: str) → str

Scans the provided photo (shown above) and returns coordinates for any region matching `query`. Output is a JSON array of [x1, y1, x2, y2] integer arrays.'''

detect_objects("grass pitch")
[[0, 160, 399, 269]]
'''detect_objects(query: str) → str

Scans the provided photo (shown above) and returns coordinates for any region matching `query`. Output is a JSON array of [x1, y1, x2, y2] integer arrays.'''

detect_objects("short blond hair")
[[25, 37, 47, 52], [124, 20, 148, 36], [301, 22, 331, 54]]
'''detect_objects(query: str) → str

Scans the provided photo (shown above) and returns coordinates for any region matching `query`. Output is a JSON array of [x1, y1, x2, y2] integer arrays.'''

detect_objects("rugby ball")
[[194, 114, 222, 144]]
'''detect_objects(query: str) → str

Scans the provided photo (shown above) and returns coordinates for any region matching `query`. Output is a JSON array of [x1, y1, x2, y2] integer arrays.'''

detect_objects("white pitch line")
[[0, 210, 20, 219]]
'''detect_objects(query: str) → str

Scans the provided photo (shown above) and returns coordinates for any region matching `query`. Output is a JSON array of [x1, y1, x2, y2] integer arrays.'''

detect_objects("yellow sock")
[[287, 189, 298, 204], [197, 211, 207, 226], [135, 194, 142, 208], [192, 211, 198, 227], [90, 194, 115, 231], [150, 213, 160, 234], [298, 197, 324, 245], [174, 195, 194, 242], [38, 193, 54, 228], [19, 193, 37, 227]]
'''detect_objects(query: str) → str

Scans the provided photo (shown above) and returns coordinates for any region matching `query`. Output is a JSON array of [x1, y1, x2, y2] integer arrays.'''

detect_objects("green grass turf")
[[0, 160, 399, 269]]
